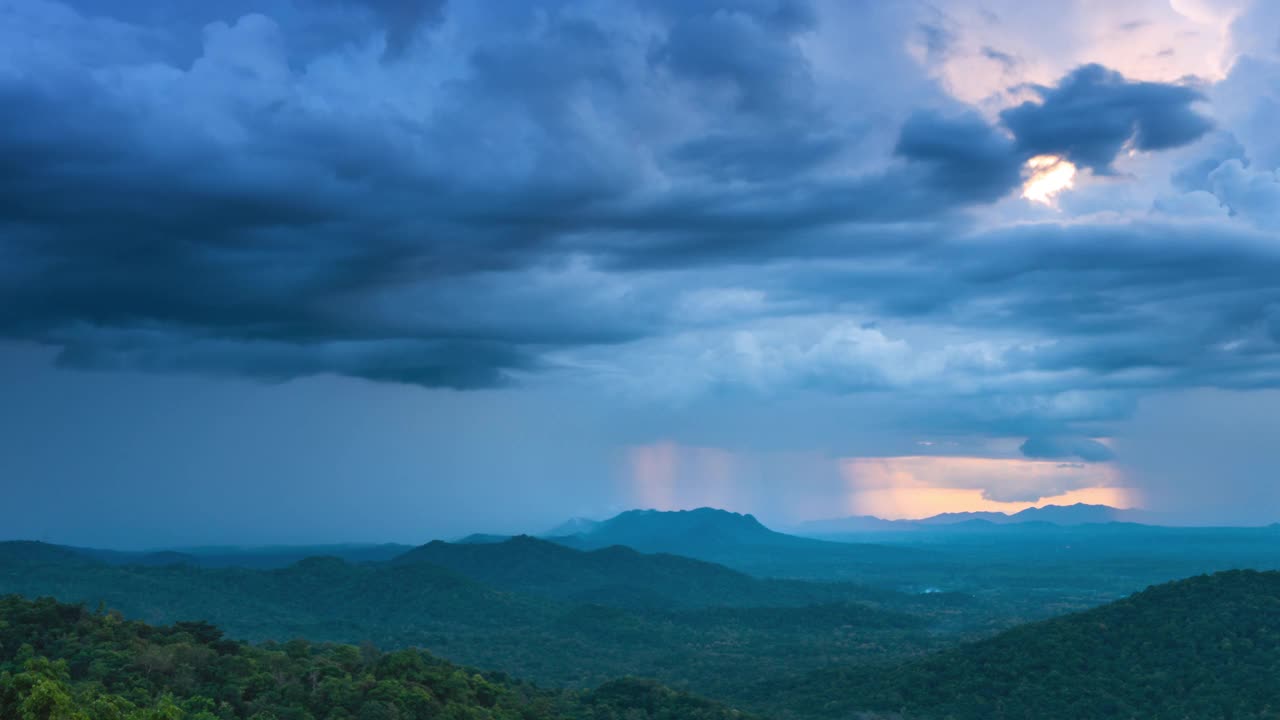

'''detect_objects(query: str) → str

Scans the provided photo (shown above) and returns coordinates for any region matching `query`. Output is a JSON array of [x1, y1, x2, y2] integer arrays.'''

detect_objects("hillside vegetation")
[[392, 535, 895, 610], [549, 508, 930, 579], [760, 570, 1280, 719], [0, 541, 943, 700], [0, 594, 754, 720]]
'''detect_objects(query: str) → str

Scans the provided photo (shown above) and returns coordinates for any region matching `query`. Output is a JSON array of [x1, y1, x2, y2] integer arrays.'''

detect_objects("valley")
[[5, 507, 1280, 718]]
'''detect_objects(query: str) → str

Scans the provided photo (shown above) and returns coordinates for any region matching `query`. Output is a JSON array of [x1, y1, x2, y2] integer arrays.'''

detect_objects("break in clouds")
[[2, 0, 1280, 537]]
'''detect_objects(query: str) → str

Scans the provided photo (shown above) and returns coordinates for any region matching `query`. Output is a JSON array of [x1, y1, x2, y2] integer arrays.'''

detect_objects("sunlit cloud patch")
[[1021, 154, 1078, 204]]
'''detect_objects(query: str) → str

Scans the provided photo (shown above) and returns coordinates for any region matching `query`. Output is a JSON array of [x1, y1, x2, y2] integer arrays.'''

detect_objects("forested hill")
[[547, 507, 929, 580], [392, 535, 893, 609], [763, 570, 1280, 719], [0, 541, 937, 697], [0, 594, 758, 720]]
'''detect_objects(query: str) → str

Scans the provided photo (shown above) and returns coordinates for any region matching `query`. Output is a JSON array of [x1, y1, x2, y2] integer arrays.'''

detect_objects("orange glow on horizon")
[[845, 486, 1139, 520], [841, 455, 1139, 520]]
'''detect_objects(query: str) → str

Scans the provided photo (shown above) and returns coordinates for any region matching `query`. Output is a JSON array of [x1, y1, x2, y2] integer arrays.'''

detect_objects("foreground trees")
[[0, 595, 753, 720]]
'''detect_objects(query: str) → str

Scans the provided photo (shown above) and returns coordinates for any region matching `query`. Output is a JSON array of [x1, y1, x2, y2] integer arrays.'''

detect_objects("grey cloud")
[[1020, 435, 1116, 462], [0, 2, 668, 386], [772, 218, 1280, 434], [1001, 64, 1213, 173], [1172, 131, 1245, 192], [48, 327, 534, 390], [1209, 159, 1280, 227], [980, 482, 1089, 504], [894, 110, 1023, 203], [916, 21, 955, 64], [55, 0, 445, 63], [667, 130, 843, 182], [650, 1, 817, 118], [357, 0, 446, 58], [0, 0, 1256, 413]]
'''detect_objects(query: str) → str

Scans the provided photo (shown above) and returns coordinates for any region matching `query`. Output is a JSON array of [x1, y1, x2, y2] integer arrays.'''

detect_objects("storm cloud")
[[1001, 63, 1213, 173], [1, 0, 1279, 538]]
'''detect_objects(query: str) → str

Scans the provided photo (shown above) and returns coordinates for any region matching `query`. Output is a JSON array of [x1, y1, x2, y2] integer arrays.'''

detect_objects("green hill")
[[551, 508, 934, 581], [393, 535, 894, 609], [0, 541, 940, 699], [0, 594, 756, 720], [762, 570, 1280, 719]]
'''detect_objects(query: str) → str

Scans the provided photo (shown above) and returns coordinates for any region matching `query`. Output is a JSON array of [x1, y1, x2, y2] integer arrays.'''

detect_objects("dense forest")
[[0, 540, 953, 700], [758, 570, 1280, 719], [391, 535, 902, 610], [5, 520, 1280, 719], [7, 571, 1280, 719], [546, 508, 933, 581], [0, 594, 756, 720]]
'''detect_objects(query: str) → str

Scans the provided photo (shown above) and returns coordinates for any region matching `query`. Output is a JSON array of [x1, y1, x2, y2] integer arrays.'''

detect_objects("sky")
[[2, 0, 1280, 547]]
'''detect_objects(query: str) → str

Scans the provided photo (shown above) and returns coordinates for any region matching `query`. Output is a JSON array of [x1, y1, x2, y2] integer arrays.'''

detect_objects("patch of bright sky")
[[915, 0, 1246, 110], [1022, 154, 1078, 204], [624, 442, 1138, 523]]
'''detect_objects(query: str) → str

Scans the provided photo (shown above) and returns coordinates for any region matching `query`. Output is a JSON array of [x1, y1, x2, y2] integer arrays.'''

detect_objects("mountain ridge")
[[796, 503, 1152, 534], [392, 534, 900, 609], [0, 537, 940, 696], [540, 507, 930, 579]]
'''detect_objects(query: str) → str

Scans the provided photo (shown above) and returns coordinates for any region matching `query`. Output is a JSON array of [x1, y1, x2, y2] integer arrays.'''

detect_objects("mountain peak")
[[544, 517, 602, 537], [547, 506, 829, 558], [603, 507, 770, 534], [1009, 503, 1127, 524], [612, 507, 763, 523], [796, 503, 1138, 535]]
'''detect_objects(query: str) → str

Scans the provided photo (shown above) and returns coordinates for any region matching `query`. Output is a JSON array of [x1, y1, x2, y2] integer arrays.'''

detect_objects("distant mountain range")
[[71, 542, 414, 569], [0, 537, 932, 694], [394, 534, 897, 610], [795, 503, 1154, 535], [544, 516, 603, 536], [550, 507, 826, 552], [531, 507, 931, 579]]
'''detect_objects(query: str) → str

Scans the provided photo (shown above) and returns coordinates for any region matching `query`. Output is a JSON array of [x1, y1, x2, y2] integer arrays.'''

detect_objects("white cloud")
[[1209, 158, 1280, 227]]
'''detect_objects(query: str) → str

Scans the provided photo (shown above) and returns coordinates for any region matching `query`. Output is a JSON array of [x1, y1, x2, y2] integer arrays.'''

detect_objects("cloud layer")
[[2, 0, 1279, 517]]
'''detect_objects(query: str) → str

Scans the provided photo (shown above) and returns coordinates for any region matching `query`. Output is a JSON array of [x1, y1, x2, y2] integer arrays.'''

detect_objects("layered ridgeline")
[[543, 508, 935, 581], [0, 594, 754, 720], [393, 534, 903, 609], [0, 538, 942, 700], [535, 507, 1280, 600], [757, 570, 1280, 720], [0, 538, 415, 570], [796, 503, 1143, 534]]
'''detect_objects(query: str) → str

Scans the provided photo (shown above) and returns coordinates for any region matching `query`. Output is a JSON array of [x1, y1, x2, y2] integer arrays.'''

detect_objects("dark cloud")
[[49, 329, 533, 390], [667, 130, 842, 182], [1001, 64, 1213, 172], [649, 1, 818, 118], [0, 0, 1257, 417], [358, 0, 446, 58], [5, 0, 1280, 538], [894, 110, 1023, 203], [55, 0, 446, 63], [1020, 435, 1116, 462]]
